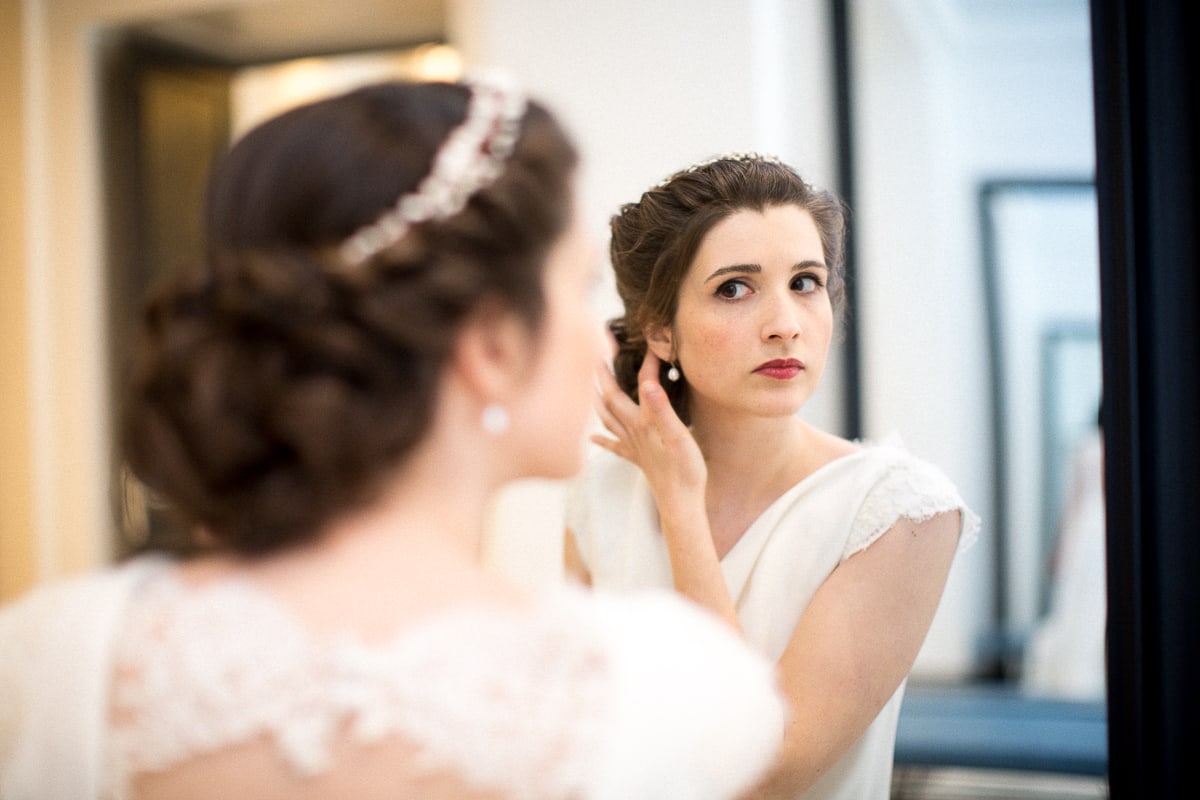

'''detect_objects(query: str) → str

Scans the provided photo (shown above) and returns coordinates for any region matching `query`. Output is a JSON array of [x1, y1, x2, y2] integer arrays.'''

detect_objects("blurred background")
[[0, 1, 1104, 796]]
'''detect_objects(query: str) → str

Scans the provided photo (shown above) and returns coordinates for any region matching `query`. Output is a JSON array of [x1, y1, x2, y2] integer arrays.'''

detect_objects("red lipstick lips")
[[754, 358, 804, 380]]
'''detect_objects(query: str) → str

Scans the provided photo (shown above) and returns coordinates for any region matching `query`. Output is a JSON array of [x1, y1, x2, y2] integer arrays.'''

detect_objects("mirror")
[[854, 0, 1104, 791], [850, 2, 1106, 793], [849, 0, 1099, 687], [981, 180, 1103, 695], [87, 0, 1103, 792]]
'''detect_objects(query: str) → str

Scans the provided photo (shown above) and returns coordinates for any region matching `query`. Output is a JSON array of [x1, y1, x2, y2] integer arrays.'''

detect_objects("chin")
[[749, 397, 810, 419]]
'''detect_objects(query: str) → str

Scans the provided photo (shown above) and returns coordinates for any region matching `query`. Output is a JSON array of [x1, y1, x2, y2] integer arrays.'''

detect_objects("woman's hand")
[[593, 351, 742, 631], [591, 351, 707, 508]]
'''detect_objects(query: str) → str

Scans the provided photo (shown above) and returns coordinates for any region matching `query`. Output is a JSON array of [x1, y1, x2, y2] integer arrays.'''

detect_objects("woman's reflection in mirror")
[[566, 154, 981, 799]]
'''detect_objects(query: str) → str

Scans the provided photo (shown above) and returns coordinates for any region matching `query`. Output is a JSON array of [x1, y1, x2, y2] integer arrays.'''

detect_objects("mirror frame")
[[980, 177, 1099, 677], [1091, 0, 1200, 795]]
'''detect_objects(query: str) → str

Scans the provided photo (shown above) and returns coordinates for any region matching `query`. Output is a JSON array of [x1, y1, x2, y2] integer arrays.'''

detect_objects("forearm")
[[744, 512, 964, 797], [590, 358, 742, 628], [736, 715, 853, 799], [658, 499, 742, 632]]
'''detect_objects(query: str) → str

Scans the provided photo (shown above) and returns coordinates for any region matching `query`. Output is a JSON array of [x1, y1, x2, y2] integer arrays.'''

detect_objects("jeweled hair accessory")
[[339, 74, 528, 266]]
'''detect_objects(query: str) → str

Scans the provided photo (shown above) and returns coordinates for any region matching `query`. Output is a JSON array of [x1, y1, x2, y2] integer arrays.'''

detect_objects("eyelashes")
[[715, 280, 750, 300], [792, 273, 824, 292], [713, 273, 825, 300]]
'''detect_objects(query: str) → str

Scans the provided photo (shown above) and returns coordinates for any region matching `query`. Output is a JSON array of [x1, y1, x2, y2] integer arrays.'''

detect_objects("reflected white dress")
[[566, 439, 980, 800], [0, 555, 785, 799], [1023, 428, 1106, 699]]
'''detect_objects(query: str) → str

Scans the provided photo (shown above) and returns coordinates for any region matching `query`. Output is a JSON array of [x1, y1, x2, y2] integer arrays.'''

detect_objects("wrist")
[[655, 485, 705, 522]]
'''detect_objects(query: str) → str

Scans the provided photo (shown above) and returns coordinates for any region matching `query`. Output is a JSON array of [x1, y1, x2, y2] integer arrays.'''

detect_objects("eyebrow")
[[703, 260, 827, 283]]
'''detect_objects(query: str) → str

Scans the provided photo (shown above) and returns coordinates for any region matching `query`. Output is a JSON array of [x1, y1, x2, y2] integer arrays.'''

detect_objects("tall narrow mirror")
[[982, 179, 1103, 698], [849, 0, 1106, 794]]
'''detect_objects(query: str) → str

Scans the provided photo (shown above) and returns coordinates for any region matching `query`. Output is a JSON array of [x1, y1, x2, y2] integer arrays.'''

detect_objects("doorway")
[[98, 4, 454, 554]]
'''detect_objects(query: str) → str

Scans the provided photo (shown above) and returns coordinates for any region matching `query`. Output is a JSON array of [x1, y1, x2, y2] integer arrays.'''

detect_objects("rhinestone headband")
[[339, 75, 528, 266]]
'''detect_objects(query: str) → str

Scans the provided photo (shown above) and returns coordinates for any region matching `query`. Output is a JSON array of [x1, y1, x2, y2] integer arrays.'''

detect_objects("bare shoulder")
[[797, 422, 861, 473]]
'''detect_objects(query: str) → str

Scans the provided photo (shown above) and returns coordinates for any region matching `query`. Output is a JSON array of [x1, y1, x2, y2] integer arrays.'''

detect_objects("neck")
[[692, 407, 809, 483], [180, 383, 534, 636], [217, 407, 506, 585], [313, 433, 499, 571], [195, 434, 517, 637]]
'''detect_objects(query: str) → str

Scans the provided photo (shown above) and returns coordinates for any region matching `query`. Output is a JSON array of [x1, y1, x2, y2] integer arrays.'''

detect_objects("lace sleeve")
[[105, 576, 620, 799], [844, 452, 981, 559]]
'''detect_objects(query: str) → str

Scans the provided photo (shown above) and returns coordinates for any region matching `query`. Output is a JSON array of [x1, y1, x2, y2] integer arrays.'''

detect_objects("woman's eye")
[[716, 280, 749, 300], [792, 274, 823, 293]]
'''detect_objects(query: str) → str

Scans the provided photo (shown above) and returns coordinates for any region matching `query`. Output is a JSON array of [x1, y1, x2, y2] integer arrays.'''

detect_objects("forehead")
[[685, 207, 826, 287], [691, 205, 823, 270]]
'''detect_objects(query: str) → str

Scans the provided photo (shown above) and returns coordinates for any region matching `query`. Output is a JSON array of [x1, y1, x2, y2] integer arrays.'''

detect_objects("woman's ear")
[[644, 324, 675, 363], [453, 302, 533, 401]]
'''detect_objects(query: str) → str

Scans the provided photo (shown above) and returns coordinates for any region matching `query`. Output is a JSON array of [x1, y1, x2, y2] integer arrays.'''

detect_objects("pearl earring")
[[666, 363, 681, 382], [481, 404, 510, 435]]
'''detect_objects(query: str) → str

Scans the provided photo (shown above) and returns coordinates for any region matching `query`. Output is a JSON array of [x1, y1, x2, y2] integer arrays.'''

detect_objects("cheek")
[[548, 309, 598, 412], [811, 304, 836, 346], [676, 309, 740, 371], [802, 307, 835, 378]]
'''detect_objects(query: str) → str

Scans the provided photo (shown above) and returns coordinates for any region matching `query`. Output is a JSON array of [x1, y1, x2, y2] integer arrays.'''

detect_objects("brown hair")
[[608, 155, 847, 423], [120, 81, 578, 555]]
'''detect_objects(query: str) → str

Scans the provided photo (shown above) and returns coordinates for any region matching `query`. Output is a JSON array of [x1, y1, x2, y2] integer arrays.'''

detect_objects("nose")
[[761, 290, 802, 341], [596, 321, 616, 363]]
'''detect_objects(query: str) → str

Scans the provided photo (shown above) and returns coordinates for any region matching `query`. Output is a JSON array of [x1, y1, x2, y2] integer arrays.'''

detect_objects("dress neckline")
[[718, 443, 872, 565]]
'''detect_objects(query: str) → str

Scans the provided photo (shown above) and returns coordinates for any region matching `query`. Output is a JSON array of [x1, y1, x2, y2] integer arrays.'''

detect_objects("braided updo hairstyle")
[[607, 155, 847, 424], [120, 81, 578, 555]]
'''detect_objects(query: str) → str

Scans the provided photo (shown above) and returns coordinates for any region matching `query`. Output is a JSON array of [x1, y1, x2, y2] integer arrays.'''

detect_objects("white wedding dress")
[[0, 555, 784, 799], [567, 437, 980, 799]]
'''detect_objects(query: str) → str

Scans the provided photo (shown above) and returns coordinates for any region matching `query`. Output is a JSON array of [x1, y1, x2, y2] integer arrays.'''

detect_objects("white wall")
[[448, 0, 844, 591], [12, 0, 839, 587], [853, 0, 1095, 677], [13, 0, 278, 585], [13, 0, 1096, 682]]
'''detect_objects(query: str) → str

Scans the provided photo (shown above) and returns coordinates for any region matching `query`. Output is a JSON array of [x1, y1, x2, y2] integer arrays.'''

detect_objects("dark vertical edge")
[[977, 182, 1010, 678], [1089, 2, 1143, 792], [1137, 0, 1200, 793], [1092, 0, 1200, 796], [93, 28, 146, 555], [829, 0, 862, 440]]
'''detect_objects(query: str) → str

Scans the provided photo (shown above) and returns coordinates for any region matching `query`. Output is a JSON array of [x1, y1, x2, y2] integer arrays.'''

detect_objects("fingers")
[[639, 379, 690, 444], [594, 356, 624, 397], [638, 348, 663, 388], [589, 432, 633, 462], [594, 347, 688, 452], [590, 362, 636, 463], [593, 391, 627, 440], [594, 359, 641, 447]]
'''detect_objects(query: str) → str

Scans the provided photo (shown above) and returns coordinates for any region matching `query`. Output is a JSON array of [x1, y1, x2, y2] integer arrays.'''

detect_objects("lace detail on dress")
[[845, 452, 981, 558], [104, 574, 610, 799]]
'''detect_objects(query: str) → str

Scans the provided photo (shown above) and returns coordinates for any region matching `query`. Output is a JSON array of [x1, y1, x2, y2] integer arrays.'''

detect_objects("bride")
[[0, 77, 784, 799]]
